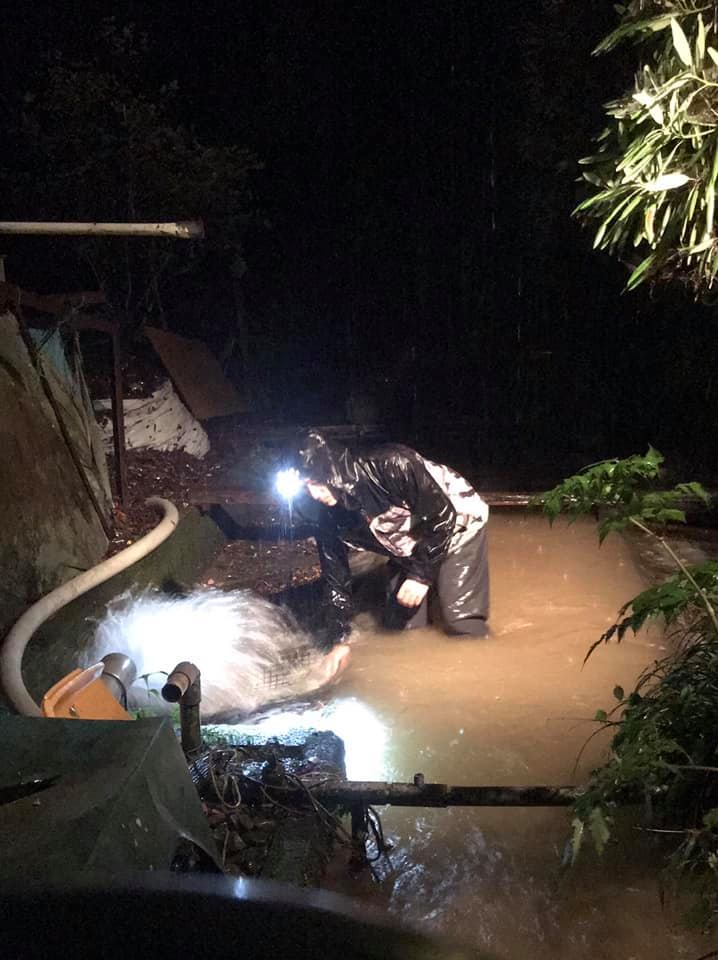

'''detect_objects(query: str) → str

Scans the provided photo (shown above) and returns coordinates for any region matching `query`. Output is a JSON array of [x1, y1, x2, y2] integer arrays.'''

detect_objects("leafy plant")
[[535, 449, 718, 926], [131, 670, 179, 723], [576, 1, 718, 294], [535, 446, 717, 627]]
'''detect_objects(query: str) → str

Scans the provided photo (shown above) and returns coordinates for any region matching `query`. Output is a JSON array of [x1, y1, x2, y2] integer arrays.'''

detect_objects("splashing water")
[[85, 588, 348, 721]]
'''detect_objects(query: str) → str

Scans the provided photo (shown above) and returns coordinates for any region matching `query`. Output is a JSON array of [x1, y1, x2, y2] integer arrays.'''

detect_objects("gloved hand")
[[396, 578, 430, 608], [315, 642, 352, 688], [313, 614, 350, 652]]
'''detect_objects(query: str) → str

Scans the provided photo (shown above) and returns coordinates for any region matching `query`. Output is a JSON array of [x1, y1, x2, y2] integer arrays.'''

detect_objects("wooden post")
[[110, 327, 128, 508]]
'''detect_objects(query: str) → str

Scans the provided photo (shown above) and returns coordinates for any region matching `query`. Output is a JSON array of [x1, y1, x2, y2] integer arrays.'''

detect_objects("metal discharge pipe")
[[0, 221, 205, 240], [312, 780, 583, 807], [0, 498, 179, 716], [99, 653, 138, 706], [310, 778, 583, 862], [162, 661, 202, 756]]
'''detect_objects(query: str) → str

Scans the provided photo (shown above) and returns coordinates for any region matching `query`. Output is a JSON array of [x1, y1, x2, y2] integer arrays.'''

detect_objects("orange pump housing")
[[41, 663, 132, 720]]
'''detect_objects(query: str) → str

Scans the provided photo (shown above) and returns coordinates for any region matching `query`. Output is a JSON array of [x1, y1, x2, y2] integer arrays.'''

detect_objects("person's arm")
[[314, 513, 353, 646], [371, 448, 456, 585]]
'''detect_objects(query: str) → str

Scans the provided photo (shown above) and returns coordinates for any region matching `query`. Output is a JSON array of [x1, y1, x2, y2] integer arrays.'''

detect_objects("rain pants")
[[294, 433, 490, 643]]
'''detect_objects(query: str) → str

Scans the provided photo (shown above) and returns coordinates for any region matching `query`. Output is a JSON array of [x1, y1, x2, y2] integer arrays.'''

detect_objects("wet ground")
[[224, 512, 717, 959], [200, 536, 321, 596]]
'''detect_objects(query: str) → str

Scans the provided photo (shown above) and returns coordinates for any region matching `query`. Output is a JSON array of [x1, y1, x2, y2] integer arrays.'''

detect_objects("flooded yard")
[[233, 512, 715, 958]]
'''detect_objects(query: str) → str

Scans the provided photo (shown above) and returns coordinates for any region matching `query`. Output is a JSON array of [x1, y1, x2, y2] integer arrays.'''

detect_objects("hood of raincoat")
[[295, 430, 456, 529], [297, 431, 361, 499]]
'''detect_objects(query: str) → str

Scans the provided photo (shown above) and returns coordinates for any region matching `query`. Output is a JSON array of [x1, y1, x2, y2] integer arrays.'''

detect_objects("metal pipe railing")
[[0, 220, 205, 239], [311, 779, 582, 808]]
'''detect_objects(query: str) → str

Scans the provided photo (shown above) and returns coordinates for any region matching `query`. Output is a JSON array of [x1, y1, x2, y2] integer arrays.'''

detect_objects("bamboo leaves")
[[645, 204, 656, 243], [576, 1, 718, 294], [627, 252, 656, 288], [696, 13, 706, 63], [649, 101, 665, 124], [644, 172, 690, 190], [671, 17, 694, 67]]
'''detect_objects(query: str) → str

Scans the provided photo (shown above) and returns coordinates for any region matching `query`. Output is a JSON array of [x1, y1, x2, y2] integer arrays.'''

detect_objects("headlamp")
[[275, 467, 304, 501]]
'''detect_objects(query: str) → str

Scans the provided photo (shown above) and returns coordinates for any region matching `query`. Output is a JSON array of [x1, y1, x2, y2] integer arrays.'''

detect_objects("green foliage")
[[532, 446, 709, 541], [600, 560, 718, 642], [576, 1, 718, 295], [538, 449, 718, 926], [572, 630, 718, 925], [131, 670, 179, 722], [8, 21, 261, 329]]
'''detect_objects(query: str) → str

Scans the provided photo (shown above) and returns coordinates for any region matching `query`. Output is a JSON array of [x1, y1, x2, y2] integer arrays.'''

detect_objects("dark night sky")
[[1, 2, 715, 476]]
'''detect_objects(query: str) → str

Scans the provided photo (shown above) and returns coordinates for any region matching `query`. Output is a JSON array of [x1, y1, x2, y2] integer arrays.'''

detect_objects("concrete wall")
[[0, 312, 109, 637]]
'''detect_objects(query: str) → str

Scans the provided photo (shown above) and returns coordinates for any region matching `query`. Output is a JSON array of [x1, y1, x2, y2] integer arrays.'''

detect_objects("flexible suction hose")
[[0, 497, 179, 716]]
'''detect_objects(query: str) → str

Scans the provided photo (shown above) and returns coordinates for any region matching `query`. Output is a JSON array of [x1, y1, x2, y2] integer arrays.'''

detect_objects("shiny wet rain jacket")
[[295, 434, 489, 639]]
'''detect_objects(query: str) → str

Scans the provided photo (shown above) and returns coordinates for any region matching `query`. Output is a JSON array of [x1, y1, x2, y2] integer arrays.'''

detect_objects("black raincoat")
[[293, 433, 490, 644]]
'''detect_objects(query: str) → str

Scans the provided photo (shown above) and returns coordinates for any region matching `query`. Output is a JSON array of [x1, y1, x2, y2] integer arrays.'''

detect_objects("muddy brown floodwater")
[[232, 513, 717, 959]]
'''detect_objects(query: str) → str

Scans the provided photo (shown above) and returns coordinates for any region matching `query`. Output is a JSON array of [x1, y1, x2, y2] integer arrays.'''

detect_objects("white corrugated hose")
[[0, 498, 179, 716]]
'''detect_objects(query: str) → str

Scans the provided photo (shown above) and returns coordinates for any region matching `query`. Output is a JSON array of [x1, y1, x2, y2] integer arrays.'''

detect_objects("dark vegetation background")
[[0, 1, 713, 479]]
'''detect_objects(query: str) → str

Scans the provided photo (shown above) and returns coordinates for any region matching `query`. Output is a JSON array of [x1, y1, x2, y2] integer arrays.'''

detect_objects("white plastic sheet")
[[96, 379, 210, 459]]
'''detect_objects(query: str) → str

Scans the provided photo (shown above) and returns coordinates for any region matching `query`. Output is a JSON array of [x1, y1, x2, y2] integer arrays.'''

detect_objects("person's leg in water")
[[437, 525, 490, 637]]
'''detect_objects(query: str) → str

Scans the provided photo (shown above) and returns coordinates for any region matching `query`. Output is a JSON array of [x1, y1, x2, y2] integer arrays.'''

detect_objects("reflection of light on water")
[[210, 697, 388, 780]]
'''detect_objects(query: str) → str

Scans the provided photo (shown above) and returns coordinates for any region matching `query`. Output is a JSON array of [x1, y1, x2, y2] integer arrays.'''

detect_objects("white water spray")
[[86, 588, 345, 721]]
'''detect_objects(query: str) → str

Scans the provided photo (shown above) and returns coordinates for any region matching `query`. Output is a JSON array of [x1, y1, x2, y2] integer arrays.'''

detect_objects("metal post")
[[110, 327, 128, 508], [349, 801, 369, 868]]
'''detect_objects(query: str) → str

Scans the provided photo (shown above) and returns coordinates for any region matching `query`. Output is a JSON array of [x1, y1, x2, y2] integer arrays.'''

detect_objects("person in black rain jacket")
[[289, 430, 490, 645]]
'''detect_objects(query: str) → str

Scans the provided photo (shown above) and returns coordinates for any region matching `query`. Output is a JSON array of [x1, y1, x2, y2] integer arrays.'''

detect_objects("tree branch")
[[629, 517, 718, 636]]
